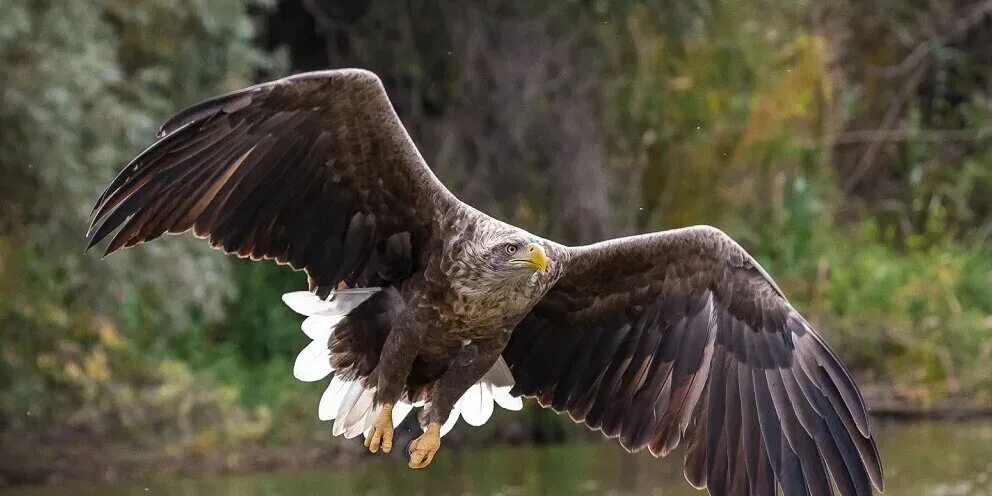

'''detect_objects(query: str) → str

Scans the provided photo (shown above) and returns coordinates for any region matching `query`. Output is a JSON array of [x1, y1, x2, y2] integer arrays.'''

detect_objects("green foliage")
[[166, 261, 311, 411], [0, 0, 275, 448], [819, 227, 992, 400], [748, 186, 992, 402], [600, 0, 831, 230], [592, 0, 992, 406]]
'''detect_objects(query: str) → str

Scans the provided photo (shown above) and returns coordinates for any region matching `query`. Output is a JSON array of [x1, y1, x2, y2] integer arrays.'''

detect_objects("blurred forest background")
[[2, 0, 992, 485]]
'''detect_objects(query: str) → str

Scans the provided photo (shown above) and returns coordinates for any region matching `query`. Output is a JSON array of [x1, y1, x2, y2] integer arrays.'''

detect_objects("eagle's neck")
[[444, 255, 543, 329]]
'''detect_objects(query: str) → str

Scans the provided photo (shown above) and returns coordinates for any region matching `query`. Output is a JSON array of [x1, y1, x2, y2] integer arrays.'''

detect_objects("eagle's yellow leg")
[[364, 403, 393, 453], [408, 422, 442, 469]]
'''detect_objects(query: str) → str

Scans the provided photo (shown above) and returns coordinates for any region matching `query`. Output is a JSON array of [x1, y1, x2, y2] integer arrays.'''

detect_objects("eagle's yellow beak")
[[510, 243, 549, 274]]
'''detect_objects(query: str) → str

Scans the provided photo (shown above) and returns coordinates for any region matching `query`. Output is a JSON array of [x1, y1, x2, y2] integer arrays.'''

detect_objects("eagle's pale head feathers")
[[443, 219, 560, 327]]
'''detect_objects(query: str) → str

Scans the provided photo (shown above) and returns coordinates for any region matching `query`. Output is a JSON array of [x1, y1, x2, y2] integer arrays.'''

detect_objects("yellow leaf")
[[96, 319, 124, 349], [83, 349, 110, 383], [670, 75, 694, 90]]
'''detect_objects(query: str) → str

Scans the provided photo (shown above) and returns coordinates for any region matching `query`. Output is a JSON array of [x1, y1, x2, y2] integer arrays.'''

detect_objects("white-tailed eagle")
[[88, 69, 882, 495]]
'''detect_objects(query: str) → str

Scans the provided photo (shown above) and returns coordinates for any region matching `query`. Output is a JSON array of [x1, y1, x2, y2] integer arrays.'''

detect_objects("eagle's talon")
[[407, 423, 442, 469], [365, 404, 394, 454]]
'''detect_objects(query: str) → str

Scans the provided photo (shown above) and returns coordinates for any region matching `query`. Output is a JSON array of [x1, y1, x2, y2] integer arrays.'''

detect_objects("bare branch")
[[844, 64, 928, 192], [832, 127, 992, 144], [846, 0, 992, 192], [872, 0, 992, 79], [300, 0, 342, 67]]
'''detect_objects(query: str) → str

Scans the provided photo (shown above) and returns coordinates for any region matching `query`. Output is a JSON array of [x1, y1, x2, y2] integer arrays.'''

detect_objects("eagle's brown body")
[[89, 69, 884, 496], [329, 209, 567, 425]]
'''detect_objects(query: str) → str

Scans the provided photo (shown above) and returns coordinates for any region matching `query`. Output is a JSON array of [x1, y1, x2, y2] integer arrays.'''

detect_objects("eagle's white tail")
[[283, 289, 380, 383], [284, 290, 523, 440]]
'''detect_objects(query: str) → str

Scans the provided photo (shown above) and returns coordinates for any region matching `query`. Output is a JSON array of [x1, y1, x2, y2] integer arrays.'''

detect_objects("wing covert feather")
[[89, 69, 459, 296], [504, 225, 882, 496]]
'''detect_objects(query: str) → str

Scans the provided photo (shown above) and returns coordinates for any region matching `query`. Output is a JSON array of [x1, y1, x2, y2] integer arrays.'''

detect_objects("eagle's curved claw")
[[407, 423, 442, 469], [364, 404, 393, 453]]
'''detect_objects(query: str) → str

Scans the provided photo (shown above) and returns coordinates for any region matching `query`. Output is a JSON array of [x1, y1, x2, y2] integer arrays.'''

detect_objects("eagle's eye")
[[504, 244, 518, 255]]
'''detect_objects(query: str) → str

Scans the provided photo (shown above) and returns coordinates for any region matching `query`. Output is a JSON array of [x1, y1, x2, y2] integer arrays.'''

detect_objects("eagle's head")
[[446, 223, 561, 322], [492, 238, 551, 277], [469, 225, 556, 286]]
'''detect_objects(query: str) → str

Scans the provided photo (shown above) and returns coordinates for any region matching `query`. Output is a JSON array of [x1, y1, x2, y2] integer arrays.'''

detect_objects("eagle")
[[88, 69, 883, 496]]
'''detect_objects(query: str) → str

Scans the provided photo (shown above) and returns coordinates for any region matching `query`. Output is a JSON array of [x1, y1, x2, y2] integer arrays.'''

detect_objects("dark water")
[[7, 420, 992, 496]]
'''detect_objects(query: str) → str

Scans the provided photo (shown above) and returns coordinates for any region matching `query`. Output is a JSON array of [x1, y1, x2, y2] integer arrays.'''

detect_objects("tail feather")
[[286, 289, 525, 439], [302, 315, 343, 340], [329, 357, 523, 439], [485, 357, 523, 411], [341, 388, 376, 439], [440, 403, 462, 436], [318, 376, 380, 439], [308, 357, 523, 439], [485, 357, 515, 389], [318, 376, 347, 420], [293, 340, 333, 382], [460, 383, 496, 426], [391, 401, 415, 427], [493, 387, 524, 411], [290, 288, 379, 383], [332, 381, 367, 436], [283, 288, 381, 317]]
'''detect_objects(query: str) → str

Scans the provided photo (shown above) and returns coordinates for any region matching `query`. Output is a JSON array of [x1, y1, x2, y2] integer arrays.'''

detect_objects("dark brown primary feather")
[[87, 69, 457, 297], [503, 225, 883, 496]]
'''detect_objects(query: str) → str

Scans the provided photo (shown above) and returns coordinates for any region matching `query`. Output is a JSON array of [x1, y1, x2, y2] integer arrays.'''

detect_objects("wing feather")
[[88, 69, 459, 296], [504, 225, 882, 496]]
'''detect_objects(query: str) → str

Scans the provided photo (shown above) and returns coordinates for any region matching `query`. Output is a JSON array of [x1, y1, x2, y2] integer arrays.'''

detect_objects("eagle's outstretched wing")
[[88, 69, 458, 297], [503, 225, 883, 496]]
